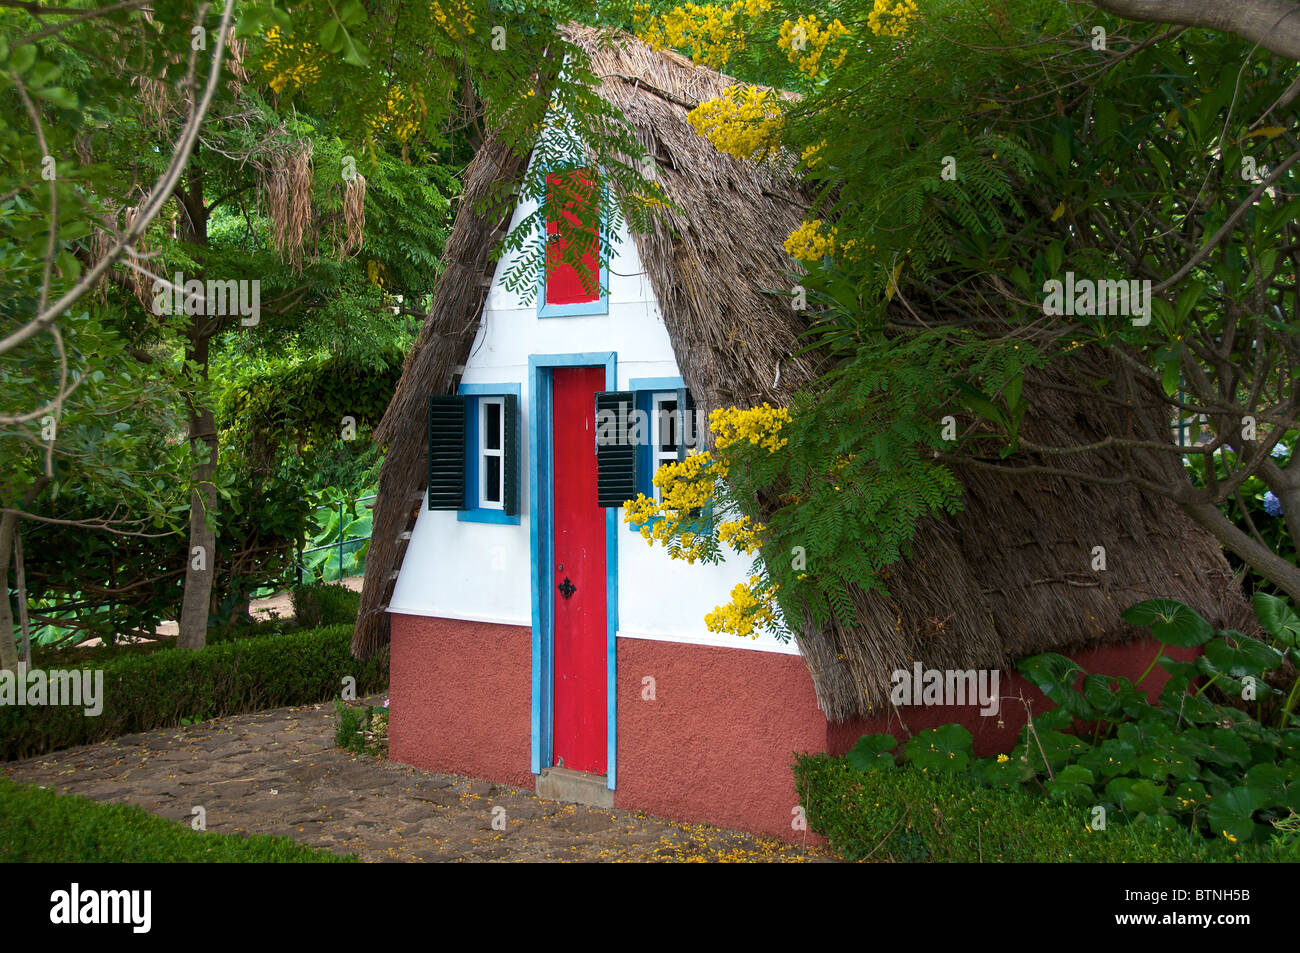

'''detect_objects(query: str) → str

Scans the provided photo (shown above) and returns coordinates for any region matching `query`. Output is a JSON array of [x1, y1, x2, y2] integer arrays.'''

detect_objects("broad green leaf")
[[1123, 599, 1214, 647], [846, 733, 897, 772], [1253, 593, 1300, 648]]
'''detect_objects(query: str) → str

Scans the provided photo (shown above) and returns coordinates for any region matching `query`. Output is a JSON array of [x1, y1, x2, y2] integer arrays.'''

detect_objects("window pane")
[[485, 402, 502, 450], [484, 455, 502, 503], [658, 399, 678, 452]]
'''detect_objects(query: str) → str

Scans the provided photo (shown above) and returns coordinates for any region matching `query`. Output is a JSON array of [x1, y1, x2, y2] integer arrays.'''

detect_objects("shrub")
[[291, 581, 361, 628], [794, 754, 1298, 863], [334, 699, 389, 756], [0, 778, 354, 862], [0, 624, 387, 761], [823, 593, 1300, 856]]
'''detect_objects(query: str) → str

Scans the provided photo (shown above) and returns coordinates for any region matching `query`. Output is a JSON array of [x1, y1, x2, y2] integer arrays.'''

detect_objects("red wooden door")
[[551, 366, 608, 774]]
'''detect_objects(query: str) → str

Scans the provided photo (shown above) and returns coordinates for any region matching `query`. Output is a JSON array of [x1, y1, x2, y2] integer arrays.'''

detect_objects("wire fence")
[[294, 493, 376, 586]]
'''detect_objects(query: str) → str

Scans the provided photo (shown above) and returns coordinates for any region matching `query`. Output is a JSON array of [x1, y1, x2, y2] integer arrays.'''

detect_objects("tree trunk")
[[1184, 499, 1300, 604], [177, 341, 219, 650], [0, 478, 50, 672], [1091, 0, 1300, 61], [176, 166, 219, 651], [0, 510, 20, 674]]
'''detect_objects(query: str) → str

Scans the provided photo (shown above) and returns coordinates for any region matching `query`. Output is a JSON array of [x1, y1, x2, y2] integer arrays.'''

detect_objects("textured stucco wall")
[[614, 638, 829, 841], [388, 613, 534, 788]]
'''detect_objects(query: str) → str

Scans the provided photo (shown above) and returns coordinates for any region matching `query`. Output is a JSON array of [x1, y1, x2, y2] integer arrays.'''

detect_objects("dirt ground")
[[2, 698, 836, 863]]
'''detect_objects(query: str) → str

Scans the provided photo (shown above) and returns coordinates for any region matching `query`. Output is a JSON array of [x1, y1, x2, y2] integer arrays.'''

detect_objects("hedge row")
[[0, 778, 353, 862], [1, 624, 387, 761], [794, 755, 1300, 863]]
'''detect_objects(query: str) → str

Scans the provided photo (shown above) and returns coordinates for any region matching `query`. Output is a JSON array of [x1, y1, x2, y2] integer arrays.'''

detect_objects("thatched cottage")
[[353, 25, 1248, 839]]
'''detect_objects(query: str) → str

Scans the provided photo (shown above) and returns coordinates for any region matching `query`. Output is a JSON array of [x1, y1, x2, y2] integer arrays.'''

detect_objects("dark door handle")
[[557, 577, 577, 600]]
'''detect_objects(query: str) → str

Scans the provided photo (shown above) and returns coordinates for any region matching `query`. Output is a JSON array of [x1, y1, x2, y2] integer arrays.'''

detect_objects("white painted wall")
[[388, 188, 797, 655]]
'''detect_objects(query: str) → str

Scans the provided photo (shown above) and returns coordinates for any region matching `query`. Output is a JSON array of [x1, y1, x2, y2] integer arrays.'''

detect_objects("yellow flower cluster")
[[262, 26, 322, 95], [801, 141, 827, 168], [867, 0, 919, 39], [431, 0, 475, 38], [622, 404, 796, 641], [636, 0, 774, 69], [710, 403, 791, 453], [623, 450, 722, 562], [777, 15, 849, 77], [784, 219, 837, 261], [686, 84, 784, 162], [368, 85, 428, 142], [716, 517, 764, 555], [705, 575, 780, 638]]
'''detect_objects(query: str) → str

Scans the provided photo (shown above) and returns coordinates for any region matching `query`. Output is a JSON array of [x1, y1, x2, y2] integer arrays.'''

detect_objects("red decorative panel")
[[545, 169, 601, 305]]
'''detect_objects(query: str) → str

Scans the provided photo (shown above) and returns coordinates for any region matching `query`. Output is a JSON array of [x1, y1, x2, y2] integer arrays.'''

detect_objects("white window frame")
[[650, 392, 679, 502], [479, 397, 505, 510]]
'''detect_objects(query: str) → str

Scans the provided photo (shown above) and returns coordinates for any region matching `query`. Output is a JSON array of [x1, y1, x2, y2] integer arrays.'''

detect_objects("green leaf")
[[1206, 786, 1265, 843], [1016, 653, 1096, 720], [8, 43, 36, 76], [1045, 764, 1095, 803], [1081, 673, 1123, 716], [1204, 633, 1283, 677], [338, 28, 370, 67], [1122, 599, 1214, 647], [905, 724, 972, 773], [1093, 97, 1119, 143], [1253, 593, 1300, 648], [56, 250, 80, 281], [1106, 777, 1165, 816], [846, 733, 897, 772]]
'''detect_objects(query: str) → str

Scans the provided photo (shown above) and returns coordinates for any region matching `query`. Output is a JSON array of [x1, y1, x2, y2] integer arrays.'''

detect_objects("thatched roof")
[[354, 24, 1250, 722]]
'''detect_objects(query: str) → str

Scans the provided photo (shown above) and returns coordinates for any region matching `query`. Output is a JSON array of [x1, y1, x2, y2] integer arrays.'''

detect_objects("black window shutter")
[[595, 390, 638, 507], [502, 392, 520, 517], [676, 386, 698, 461], [427, 395, 467, 510]]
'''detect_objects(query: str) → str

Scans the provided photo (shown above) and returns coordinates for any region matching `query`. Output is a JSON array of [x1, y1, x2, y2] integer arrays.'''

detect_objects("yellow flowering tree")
[[685, 84, 785, 162], [635, 0, 775, 70], [624, 404, 792, 640]]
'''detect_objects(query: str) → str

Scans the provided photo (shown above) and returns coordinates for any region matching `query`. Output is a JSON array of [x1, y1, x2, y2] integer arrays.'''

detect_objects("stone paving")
[[2, 698, 835, 862]]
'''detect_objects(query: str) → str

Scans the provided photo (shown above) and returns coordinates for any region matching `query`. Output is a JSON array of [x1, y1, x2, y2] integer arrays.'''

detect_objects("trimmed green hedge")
[[1, 625, 387, 761], [794, 754, 1300, 863], [0, 778, 354, 862], [291, 581, 361, 629]]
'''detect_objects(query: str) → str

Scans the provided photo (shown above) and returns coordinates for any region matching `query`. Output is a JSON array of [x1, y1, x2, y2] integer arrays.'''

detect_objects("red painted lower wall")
[[387, 612, 1194, 843], [388, 613, 533, 788], [614, 639, 828, 841], [825, 637, 1197, 758]]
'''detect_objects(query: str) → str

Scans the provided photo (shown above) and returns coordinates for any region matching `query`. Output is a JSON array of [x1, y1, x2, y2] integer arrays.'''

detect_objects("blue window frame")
[[536, 167, 610, 318], [458, 382, 522, 525]]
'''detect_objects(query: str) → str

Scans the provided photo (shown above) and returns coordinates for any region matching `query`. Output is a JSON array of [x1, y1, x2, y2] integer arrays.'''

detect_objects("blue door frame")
[[528, 352, 619, 789]]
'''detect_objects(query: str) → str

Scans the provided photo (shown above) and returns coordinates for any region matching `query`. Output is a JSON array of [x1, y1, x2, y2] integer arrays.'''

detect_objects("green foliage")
[[0, 777, 354, 862], [334, 698, 388, 756], [298, 487, 375, 584], [837, 596, 1300, 850], [0, 624, 386, 761], [794, 754, 1297, 863], [291, 581, 360, 628], [1185, 437, 1296, 596], [642, 0, 1300, 623]]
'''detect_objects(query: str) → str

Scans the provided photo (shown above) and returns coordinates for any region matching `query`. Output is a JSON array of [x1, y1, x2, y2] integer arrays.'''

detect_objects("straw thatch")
[[354, 24, 1250, 721]]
